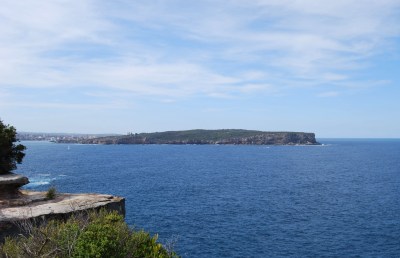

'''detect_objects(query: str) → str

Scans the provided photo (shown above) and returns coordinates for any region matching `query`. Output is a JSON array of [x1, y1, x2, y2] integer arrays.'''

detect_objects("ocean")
[[17, 140, 400, 257]]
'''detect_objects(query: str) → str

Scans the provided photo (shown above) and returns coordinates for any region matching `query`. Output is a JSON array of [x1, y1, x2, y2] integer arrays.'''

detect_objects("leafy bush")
[[73, 211, 130, 258], [0, 209, 179, 258], [46, 187, 57, 199]]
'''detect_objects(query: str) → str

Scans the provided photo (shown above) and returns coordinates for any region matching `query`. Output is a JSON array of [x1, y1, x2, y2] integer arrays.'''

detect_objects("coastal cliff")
[[0, 173, 125, 242], [66, 129, 319, 145]]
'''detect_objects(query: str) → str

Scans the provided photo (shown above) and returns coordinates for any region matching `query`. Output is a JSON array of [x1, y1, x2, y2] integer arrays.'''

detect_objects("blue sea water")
[[17, 140, 400, 257]]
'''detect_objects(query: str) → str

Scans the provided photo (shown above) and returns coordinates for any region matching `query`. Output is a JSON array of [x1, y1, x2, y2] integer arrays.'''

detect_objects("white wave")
[[26, 180, 51, 188], [23, 174, 67, 189], [318, 144, 332, 147]]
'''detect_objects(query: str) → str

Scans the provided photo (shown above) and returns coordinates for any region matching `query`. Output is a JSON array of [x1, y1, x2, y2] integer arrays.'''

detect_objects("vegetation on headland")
[[0, 119, 26, 174], [0, 209, 179, 258], [59, 129, 319, 145]]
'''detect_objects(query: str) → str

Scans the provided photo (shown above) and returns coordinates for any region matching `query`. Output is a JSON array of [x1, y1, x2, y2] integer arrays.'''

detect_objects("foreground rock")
[[0, 173, 29, 199], [0, 190, 125, 241]]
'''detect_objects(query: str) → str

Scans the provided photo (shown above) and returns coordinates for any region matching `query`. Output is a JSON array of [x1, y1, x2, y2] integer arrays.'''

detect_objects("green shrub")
[[0, 209, 179, 258], [1, 215, 84, 257], [128, 231, 172, 258], [73, 211, 129, 258], [46, 187, 57, 199]]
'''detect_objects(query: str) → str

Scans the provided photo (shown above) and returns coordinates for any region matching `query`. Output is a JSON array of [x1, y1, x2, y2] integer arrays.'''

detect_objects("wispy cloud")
[[0, 100, 130, 110], [0, 0, 399, 106], [317, 91, 340, 98]]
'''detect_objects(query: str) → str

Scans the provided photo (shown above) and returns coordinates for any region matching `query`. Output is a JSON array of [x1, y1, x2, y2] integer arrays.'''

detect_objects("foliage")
[[0, 209, 179, 258], [46, 187, 57, 199], [0, 119, 26, 174], [73, 211, 130, 258]]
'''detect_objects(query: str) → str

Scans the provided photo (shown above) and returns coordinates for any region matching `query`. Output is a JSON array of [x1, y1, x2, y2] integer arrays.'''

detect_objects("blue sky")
[[1, 0, 399, 137]]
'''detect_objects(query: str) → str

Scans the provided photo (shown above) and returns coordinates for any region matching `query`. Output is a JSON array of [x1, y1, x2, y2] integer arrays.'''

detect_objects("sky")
[[0, 0, 400, 138]]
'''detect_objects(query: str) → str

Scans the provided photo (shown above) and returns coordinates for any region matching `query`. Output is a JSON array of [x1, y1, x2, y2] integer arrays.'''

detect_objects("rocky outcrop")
[[0, 173, 29, 199], [0, 173, 125, 242], [0, 190, 125, 241]]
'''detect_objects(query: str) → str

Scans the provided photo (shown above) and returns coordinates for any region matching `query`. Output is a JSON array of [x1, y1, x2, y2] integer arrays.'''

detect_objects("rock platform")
[[0, 173, 125, 242], [0, 190, 125, 221]]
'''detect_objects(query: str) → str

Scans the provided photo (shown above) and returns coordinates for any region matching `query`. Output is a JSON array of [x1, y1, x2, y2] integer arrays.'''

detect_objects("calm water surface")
[[17, 140, 400, 257]]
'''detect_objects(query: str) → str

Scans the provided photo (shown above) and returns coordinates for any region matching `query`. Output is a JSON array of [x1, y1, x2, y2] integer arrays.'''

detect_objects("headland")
[[54, 129, 320, 145]]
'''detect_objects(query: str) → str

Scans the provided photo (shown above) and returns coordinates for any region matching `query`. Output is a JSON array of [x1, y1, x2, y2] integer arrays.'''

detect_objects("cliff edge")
[[0, 173, 125, 242]]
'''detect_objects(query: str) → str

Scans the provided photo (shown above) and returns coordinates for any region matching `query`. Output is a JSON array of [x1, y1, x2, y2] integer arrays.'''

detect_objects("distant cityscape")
[[17, 132, 120, 143]]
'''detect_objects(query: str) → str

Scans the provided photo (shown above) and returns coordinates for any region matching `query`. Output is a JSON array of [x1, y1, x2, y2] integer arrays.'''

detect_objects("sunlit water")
[[17, 140, 400, 257]]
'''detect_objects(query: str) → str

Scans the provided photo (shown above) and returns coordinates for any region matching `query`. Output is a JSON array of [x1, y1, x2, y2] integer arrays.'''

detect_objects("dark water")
[[17, 140, 400, 257]]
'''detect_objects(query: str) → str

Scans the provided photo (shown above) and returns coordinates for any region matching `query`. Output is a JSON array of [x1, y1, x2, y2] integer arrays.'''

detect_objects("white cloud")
[[317, 91, 340, 98], [0, 100, 130, 110], [238, 84, 273, 94], [0, 0, 399, 104]]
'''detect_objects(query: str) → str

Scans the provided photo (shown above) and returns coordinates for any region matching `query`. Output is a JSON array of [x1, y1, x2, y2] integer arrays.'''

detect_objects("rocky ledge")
[[0, 190, 125, 241], [0, 190, 125, 220], [0, 173, 125, 242]]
